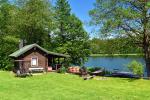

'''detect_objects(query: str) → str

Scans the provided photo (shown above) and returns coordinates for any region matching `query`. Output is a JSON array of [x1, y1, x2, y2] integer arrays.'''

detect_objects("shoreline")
[[90, 54, 144, 57]]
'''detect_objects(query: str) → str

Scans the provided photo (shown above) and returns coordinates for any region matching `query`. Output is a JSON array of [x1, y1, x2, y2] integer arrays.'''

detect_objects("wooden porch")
[[13, 56, 67, 73]]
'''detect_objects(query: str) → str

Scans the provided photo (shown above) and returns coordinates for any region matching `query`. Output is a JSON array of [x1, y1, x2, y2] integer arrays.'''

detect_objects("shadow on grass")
[[123, 78, 139, 82], [122, 77, 150, 82]]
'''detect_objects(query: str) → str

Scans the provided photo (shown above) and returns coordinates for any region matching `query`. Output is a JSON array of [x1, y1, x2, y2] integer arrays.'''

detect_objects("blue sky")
[[68, 0, 96, 37]]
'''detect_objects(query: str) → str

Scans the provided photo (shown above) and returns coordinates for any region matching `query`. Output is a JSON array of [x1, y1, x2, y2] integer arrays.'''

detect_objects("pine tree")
[[54, 0, 90, 65], [89, 0, 150, 76], [54, 0, 71, 44]]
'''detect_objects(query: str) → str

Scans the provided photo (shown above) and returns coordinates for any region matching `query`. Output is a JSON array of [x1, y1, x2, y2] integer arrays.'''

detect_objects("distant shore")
[[90, 54, 144, 57]]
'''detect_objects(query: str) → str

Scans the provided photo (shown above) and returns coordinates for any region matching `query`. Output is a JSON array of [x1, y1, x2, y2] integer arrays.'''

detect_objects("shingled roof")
[[9, 44, 69, 58]]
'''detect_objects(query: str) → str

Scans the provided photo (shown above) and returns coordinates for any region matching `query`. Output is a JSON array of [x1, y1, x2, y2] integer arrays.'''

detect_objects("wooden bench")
[[29, 67, 44, 73]]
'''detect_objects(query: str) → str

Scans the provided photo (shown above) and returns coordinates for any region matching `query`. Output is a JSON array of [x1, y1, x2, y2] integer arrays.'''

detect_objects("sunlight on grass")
[[0, 71, 150, 100]]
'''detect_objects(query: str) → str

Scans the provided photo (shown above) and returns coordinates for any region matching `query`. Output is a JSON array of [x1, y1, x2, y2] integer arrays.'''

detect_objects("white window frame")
[[31, 57, 38, 67]]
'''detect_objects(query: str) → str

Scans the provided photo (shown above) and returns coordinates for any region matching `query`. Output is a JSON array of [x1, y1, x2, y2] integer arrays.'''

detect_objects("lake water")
[[84, 56, 146, 75]]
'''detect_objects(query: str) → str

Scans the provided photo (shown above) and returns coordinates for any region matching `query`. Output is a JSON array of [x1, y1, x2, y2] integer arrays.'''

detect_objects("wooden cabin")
[[9, 44, 69, 73]]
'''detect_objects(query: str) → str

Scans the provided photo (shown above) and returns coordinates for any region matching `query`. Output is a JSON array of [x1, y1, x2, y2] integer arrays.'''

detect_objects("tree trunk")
[[145, 59, 150, 77], [144, 44, 150, 77], [142, 3, 150, 77]]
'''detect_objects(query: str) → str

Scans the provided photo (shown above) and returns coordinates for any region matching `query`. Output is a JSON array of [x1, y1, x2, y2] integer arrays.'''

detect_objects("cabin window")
[[31, 57, 38, 66]]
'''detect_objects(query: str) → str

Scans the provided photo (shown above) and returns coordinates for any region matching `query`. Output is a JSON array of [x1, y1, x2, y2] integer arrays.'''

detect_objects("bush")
[[127, 60, 144, 77], [57, 66, 67, 73]]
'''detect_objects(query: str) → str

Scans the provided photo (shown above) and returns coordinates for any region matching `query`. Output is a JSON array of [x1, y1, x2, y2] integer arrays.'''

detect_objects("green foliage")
[[65, 16, 91, 65], [0, 1, 19, 70], [57, 65, 67, 73], [90, 0, 143, 35], [0, 0, 16, 34], [0, 0, 90, 70], [89, 0, 150, 76], [53, 0, 90, 65], [127, 60, 144, 76], [12, 0, 53, 45], [0, 35, 19, 70], [90, 37, 142, 54]]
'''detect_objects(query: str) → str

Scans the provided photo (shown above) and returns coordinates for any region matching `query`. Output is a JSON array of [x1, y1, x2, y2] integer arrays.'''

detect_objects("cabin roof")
[[9, 44, 69, 58]]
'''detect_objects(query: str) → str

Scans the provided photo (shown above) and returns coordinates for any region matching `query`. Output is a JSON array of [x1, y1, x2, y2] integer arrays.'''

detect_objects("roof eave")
[[9, 43, 70, 58]]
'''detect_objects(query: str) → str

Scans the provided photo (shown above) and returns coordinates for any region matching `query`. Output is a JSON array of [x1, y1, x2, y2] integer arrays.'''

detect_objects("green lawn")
[[0, 71, 150, 100]]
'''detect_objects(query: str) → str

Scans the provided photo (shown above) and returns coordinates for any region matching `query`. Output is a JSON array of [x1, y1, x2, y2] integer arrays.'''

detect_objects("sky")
[[67, 0, 96, 38]]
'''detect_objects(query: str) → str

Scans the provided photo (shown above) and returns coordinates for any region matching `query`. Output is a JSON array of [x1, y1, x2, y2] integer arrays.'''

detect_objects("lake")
[[84, 56, 146, 75]]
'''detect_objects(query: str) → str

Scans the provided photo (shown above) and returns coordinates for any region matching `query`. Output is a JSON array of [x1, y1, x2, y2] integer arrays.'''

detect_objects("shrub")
[[127, 60, 144, 77], [57, 66, 67, 73]]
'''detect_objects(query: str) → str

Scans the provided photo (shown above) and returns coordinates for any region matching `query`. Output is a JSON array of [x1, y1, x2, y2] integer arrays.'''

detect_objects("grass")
[[0, 71, 150, 100], [91, 54, 144, 57]]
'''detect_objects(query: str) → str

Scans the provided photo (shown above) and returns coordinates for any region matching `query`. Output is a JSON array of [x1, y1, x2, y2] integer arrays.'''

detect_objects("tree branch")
[[128, 1, 144, 12], [120, 25, 143, 44], [125, 23, 142, 35]]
